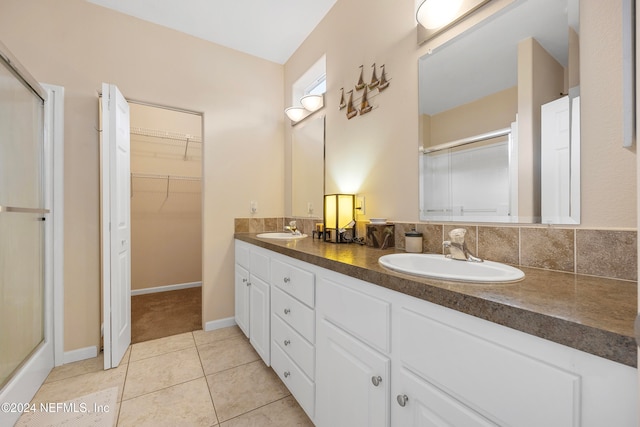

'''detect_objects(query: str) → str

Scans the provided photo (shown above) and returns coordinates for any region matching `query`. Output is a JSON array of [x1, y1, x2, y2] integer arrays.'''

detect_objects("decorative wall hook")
[[339, 88, 346, 110]]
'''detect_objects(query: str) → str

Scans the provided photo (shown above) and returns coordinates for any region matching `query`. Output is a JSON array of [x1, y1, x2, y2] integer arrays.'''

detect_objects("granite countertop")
[[235, 233, 638, 368]]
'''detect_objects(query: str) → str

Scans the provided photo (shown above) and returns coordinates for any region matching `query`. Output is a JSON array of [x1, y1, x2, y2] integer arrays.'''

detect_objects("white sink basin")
[[378, 253, 524, 283], [256, 232, 308, 240]]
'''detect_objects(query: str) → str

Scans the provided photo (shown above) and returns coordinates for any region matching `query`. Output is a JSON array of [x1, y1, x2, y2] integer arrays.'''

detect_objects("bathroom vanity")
[[234, 234, 637, 426]]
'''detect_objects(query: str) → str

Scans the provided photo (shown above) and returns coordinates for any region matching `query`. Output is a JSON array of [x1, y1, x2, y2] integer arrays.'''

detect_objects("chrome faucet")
[[443, 228, 483, 262], [284, 220, 301, 235]]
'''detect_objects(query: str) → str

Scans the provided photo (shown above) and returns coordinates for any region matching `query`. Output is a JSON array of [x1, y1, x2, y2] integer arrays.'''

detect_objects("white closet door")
[[101, 83, 131, 369]]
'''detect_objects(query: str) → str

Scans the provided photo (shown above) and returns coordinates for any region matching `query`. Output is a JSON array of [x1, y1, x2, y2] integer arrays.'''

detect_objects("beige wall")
[[517, 37, 566, 220], [0, 0, 635, 355], [424, 86, 518, 147], [0, 0, 284, 352], [284, 0, 636, 228], [130, 104, 202, 290]]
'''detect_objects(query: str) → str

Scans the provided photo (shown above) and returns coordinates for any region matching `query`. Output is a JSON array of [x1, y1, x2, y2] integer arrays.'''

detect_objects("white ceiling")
[[86, 0, 337, 64]]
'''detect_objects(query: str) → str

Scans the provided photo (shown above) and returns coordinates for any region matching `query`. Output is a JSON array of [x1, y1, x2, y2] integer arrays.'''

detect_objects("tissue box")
[[365, 223, 395, 249]]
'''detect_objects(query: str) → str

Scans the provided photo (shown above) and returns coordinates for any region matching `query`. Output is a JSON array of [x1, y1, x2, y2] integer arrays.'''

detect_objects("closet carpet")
[[131, 287, 202, 343]]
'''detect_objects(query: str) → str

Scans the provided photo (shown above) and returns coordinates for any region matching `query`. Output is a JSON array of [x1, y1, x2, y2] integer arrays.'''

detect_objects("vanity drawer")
[[272, 286, 315, 344], [271, 339, 315, 420], [317, 275, 390, 354], [272, 313, 315, 380], [235, 241, 250, 269], [271, 258, 315, 308], [250, 249, 270, 282]]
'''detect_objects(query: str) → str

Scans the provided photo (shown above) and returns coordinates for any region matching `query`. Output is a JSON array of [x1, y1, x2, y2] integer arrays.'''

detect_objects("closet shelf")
[[131, 126, 202, 161], [130, 127, 202, 144]]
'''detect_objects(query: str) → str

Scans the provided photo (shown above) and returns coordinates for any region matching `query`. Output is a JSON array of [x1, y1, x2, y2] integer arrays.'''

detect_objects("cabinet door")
[[234, 265, 250, 337], [249, 274, 270, 365], [316, 318, 389, 427], [393, 368, 496, 427]]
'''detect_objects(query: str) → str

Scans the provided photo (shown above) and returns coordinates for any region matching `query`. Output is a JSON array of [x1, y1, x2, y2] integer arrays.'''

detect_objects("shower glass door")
[[0, 54, 46, 389]]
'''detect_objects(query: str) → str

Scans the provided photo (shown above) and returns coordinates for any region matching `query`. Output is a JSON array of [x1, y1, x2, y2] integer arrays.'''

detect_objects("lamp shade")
[[324, 194, 355, 243], [416, 0, 489, 36], [300, 94, 324, 112], [417, 0, 463, 29], [285, 106, 307, 122]]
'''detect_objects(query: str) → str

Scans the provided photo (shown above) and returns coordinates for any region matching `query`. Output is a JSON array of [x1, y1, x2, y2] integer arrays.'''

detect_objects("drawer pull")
[[283, 277, 291, 283], [284, 371, 291, 378], [284, 339, 291, 346], [397, 394, 409, 407], [371, 376, 382, 387], [284, 308, 291, 315]]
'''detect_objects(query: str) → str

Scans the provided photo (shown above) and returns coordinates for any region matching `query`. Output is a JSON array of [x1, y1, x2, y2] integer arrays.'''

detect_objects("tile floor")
[[25, 326, 314, 426]]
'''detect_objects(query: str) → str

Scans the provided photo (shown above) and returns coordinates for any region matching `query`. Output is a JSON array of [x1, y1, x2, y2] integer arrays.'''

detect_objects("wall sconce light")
[[416, 0, 490, 42], [285, 94, 324, 124], [323, 194, 355, 243]]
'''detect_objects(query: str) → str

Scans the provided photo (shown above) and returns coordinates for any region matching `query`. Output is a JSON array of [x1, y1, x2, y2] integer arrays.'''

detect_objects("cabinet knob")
[[284, 339, 291, 346], [284, 308, 291, 315], [371, 376, 382, 387], [397, 394, 409, 407], [283, 277, 291, 283], [242, 278, 247, 283], [246, 281, 251, 287], [284, 371, 291, 378]]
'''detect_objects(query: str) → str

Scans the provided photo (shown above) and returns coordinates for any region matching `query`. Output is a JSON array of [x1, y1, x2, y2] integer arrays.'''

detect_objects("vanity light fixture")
[[323, 194, 355, 243], [285, 93, 325, 124], [416, 0, 490, 41], [284, 106, 307, 122], [300, 94, 324, 112]]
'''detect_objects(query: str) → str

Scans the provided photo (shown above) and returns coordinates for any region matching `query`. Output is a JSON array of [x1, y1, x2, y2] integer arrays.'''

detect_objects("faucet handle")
[[448, 228, 467, 244]]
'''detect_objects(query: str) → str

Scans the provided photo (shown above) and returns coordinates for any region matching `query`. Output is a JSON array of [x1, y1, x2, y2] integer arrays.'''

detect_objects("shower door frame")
[[0, 43, 64, 426]]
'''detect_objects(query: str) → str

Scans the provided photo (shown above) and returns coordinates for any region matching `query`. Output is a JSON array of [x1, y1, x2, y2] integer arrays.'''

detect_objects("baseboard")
[[131, 281, 202, 296], [64, 346, 98, 364], [204, 317, 237, 332]]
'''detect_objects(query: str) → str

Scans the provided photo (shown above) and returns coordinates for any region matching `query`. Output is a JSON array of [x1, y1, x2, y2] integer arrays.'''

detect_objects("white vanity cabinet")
[[390, 295, 636, 427], [234, 240, 271, 365], [234, 241, 637, 427], [269, 255, 317, 420], [315, 272, 392, 427], [313, 266, 636, 427]]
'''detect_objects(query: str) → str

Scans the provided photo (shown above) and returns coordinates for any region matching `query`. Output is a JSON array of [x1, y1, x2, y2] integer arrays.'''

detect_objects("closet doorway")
[[128, 102, 203, 343]]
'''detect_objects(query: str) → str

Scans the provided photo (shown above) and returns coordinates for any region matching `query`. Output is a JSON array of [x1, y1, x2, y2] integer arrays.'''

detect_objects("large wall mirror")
[[292, 115, 325, 218], [418, 0, 580, 224]]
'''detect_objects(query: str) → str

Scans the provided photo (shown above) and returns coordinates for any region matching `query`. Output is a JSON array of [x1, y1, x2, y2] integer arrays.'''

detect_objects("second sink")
[[378, 253, 524, 283]]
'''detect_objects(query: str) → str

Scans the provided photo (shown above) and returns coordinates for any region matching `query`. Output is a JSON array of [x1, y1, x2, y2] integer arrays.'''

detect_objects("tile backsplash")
[[235, 217, 637, 282]]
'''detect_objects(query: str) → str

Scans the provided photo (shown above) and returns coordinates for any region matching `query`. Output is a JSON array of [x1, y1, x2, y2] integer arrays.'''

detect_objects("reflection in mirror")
[[292, 116, 325, 218], [421, 126, 517, 222], [418, 0, 580, 224]]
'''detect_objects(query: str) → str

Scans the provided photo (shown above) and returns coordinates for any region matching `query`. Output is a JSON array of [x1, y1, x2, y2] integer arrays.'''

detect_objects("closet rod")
[[131, 172, 201, 181]]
